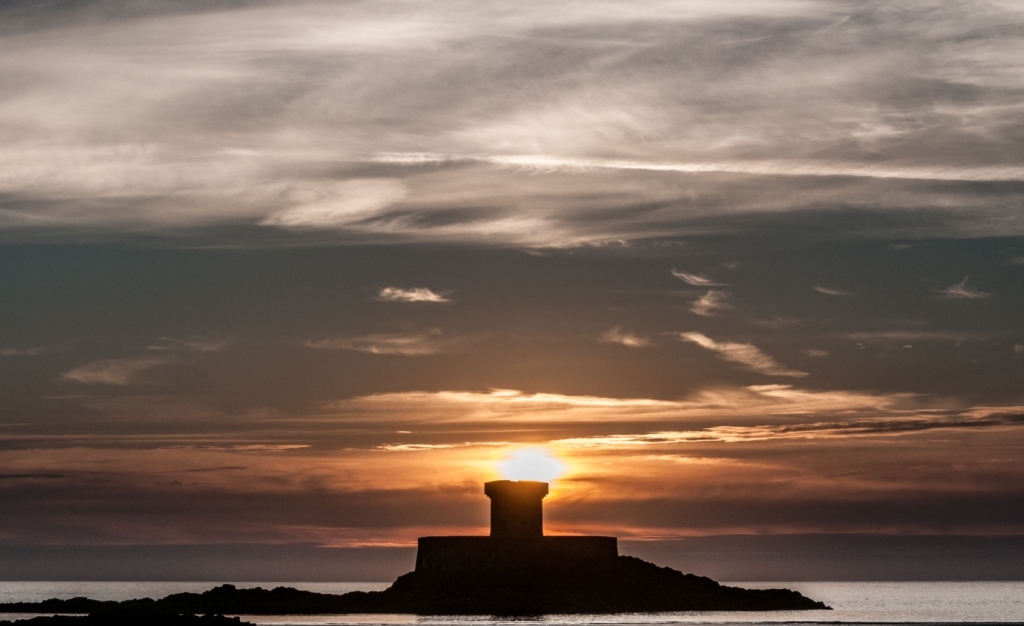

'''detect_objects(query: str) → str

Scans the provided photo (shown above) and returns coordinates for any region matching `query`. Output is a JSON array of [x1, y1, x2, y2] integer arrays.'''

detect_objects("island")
[[1, 480, 828, 621]]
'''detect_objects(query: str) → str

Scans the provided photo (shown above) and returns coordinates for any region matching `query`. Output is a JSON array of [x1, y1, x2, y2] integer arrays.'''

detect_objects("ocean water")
[[2, 581, 1024, 625]]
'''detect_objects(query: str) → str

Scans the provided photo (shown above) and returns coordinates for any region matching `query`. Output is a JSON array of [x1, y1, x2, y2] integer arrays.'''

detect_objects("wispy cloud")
[[677, 332, 807, 377], [0, 346, 47, 357], [304, 330, 453, 356], [671, 270, 726, 287], [691, 290, 730, 317], [377, 153, 1024, 183], [843, 330, 988, 343], [60, 357, 172, 385], [939, 277, 991, 300], [162, 444, 311, 452], [147, 337, 228, 353], [323, 385, 1021, 447], [324, 389, 681, 426], [377, 287, 450, 303], [814, 286, 855, 296], [600, 326, 650, 348], [556, 411, 1024, 448], [375, 443, 460, 452], [260, 179, 408, 229], [0, 0, 1022, 246], [803, 349, 829, 358]]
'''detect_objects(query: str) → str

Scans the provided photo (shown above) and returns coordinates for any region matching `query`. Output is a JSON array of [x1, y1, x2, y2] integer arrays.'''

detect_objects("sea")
[[2, 581, 1024, 625]]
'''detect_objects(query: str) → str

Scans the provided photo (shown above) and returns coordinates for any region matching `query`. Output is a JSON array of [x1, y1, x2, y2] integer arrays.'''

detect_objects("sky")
[[1, 0, 1023, 581]]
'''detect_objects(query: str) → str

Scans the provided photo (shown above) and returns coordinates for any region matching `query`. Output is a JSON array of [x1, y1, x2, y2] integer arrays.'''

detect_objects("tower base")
[[415, 535, 618, 573]]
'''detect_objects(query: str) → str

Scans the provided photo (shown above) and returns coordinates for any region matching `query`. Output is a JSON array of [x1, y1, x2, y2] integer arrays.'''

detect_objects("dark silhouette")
[[417, 480, 618, 575], [0, 614, 251, 626], [0, 480, 828, 617], [380, 479, 827, 613]]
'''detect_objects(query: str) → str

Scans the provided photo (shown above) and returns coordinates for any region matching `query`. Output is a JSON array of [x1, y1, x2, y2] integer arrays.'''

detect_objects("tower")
[[484, 479, 549, 539], [415, 478, 616, 574]]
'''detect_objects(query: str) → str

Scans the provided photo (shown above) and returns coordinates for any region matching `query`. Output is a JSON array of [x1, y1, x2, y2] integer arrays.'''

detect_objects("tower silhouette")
[[415, 479, 616, 574], [485, 480, 548, 539]]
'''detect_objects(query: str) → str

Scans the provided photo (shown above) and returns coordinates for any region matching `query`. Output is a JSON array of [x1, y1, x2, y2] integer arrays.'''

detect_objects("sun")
[[498, 447, 566, 482]]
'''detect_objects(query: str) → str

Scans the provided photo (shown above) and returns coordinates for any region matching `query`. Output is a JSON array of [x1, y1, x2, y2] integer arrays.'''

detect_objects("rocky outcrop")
[[380, 554, 829, 613], [0, 556, 828, 616]]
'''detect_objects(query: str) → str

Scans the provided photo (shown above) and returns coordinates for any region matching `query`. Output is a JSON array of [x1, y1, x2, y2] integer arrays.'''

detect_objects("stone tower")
[[484, 479, 549, 539], [414, 478, 617, 574]]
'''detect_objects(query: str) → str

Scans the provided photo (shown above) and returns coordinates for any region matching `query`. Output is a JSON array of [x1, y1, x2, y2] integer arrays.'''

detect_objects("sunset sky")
[[1, 0, 1023, 581]]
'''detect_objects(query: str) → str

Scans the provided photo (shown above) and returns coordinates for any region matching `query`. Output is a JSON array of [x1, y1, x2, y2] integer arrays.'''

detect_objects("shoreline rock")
[[0, 556, 829, 617]]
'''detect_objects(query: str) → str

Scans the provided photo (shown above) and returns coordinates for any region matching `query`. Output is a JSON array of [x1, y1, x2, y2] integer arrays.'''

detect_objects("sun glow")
[[498, 447, 566, 482]]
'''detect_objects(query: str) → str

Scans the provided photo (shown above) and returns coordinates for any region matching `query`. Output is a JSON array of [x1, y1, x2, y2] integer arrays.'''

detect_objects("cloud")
[[556, 411, 1024, 448], [375, 443, 461, 452], [670, 270, 725, 287], [0, 473, 66, 480], [600, 326, 650, 348], [377, 287, 450, 303], [324, 385, 1024, 450], [843, 330, 988, 343], [304, 330, 453, 356], [939, 277, 991, 300], [60, 357, 172, 385], [260, 179, 408, 229], [0, 1, 1023, 246], [60, 338, 224, 385], [8, 382, 1024, 543], [690, 290, 730, 317], [677, 332, 807, 377], [297, 385, 943, 456], [1014, 344, 1024, 354], [180, 466, 249, 473], [803, 349, 829, 358], [162, 445, 311, 452], [322, 389, 682, 428], [813, 286, 854, 296], [377, 153, 1024, 183], [0, 346, 47, 357], [147, 337, 228, 353]]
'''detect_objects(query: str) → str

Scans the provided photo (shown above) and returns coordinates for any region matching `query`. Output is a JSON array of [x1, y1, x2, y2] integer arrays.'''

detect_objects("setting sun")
[[498, 447, 566, 482]]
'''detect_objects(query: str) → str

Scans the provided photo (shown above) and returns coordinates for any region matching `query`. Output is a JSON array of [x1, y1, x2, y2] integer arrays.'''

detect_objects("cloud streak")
[[556, 411, 1024, 448], [671, 270, 726, 287], [60, 358, 173, 386], [939, 277, 991, 300], [260, 179, 408, 229], [147, 338, 228, 353], [0, 346, 47, 357], [677, 332, 807, 377], [317, 385, 923, 434], [304, 331, 454, 356], [376, 153, 1024, 183], [377, 287, 450, 303], [814, 286, 854, 296], [691, 291, 730, 317], [600, 327, 650, 348]]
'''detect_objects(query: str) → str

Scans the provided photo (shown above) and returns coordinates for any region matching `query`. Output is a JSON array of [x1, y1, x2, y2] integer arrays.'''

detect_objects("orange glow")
[[498, 447, 566, 482]]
